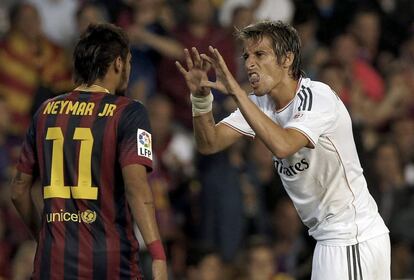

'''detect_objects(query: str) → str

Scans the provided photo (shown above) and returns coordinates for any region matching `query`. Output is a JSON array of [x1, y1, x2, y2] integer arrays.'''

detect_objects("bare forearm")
[[12, 195, 39, 237], [127, 185, 161, 244], [193, 111, 220, 154], [10, 173, 40, 238], [140, 32, 183, 59]]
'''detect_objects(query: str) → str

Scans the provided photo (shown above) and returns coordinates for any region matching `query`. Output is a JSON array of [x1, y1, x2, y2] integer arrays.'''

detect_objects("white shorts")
[[311, 234, 390, 280]]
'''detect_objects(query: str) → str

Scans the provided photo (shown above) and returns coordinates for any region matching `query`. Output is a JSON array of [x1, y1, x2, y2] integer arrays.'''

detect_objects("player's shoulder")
[[119, 97, 146, 112], [116, 97, 148, 123], [300, 78, 339, 106], [301, 77, 333, 94]]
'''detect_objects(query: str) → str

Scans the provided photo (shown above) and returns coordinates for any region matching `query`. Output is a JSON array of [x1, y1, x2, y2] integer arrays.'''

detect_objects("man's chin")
[[253, 89, 267, 96]]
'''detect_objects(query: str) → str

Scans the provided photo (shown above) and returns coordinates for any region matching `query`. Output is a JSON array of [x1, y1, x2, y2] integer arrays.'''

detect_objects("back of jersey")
[[17, 88, 153, 280]]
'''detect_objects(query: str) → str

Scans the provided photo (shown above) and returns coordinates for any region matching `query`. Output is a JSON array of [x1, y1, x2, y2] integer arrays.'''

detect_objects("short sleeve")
[[16, 114, 38, 175], [220, 108, 255, 138], [118, 101, 153, 171], [284, 89, 337, 147]]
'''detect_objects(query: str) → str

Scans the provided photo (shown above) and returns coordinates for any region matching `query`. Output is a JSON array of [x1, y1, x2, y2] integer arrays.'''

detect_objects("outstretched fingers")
[[191, 47, 202, 68], [175, 61, 187, 76], [208, 46, 231, 75], [184, 48, 194, 70], [200, 53, 214, 67]]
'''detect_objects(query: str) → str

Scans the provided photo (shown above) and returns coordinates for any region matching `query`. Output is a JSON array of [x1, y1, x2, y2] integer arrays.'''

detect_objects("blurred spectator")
[[318, 60, 409, 130], [219, 0, 294, 28], [27, 0, 79, 48], [307, 0, 355, 46], [0, 2, 72, 137], [75, 2, 109, 36], [10, 240, 36, 280], [147, 94, 195, 240], [293, 3, 329, 79], [67, 2, 109, 57], [331, 33, 385, 104], [186, 244, 224, 280], [367, 140, 410, 224], [148, 94, 195, 184], [242, 139, 278, 236], [198, 144, 246, 262], [125, 0, 182, 100], [368, 140, 414, 279], [391, 241, 414, 279], [158, 0, 236, 128], [0, 0, 14, 36], [271, 197, 313, 280], [237, 236, 293, 280], [348, 7, 384, 65], [390, 117, 414, 184], [0, 211, 12, 279], [229, 4, 254, 31], [0, 96, 11, 184]]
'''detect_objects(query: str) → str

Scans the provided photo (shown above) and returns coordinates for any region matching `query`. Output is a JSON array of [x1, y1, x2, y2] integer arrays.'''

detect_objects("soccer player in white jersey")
[[176, 20, 390, 280]]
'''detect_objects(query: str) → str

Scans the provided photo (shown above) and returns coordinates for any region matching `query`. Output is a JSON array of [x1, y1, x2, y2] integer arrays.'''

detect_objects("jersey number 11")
[[44, 127, 98, 200]]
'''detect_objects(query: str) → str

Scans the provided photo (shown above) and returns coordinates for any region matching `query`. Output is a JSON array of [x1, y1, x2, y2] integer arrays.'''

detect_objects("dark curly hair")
[[73, 23, 129, 86]]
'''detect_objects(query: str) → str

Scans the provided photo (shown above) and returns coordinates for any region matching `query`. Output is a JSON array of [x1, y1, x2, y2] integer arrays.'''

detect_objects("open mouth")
[[248, 72, 260, 87]]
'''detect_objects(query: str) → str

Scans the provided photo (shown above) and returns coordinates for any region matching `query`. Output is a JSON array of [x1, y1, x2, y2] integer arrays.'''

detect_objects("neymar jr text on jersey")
[[43, 100, 116, 117]]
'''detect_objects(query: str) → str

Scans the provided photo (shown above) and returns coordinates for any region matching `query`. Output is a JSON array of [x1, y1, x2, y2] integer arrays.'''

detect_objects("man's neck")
[[268, 77, 300, 111], [92, 80, 116, 94]]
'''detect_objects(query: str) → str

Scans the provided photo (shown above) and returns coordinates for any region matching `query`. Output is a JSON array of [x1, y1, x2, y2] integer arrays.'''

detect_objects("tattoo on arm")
[[144, 201, 154, 206]]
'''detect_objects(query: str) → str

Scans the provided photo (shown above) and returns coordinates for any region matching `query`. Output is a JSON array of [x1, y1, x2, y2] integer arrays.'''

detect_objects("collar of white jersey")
[[74, 84, 110, 93], [276, 77, 304, 113]]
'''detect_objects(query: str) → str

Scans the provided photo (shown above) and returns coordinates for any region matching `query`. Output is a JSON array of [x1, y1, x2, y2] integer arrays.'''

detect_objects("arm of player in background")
[[122, 164, 167, 280], [10, 171, 41, 239], [175, 47, 244, 155], [193, 112, 244, 154]]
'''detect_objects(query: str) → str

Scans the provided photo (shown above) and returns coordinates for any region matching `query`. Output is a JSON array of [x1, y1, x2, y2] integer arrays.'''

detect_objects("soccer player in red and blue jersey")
[[10, 23, 167, 280]]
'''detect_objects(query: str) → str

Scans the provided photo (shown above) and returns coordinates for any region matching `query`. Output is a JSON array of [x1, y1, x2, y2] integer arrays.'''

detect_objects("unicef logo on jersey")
[[81, 210, 97, 224], [46, 209, 97, 223], [273, 157, 309, 177]]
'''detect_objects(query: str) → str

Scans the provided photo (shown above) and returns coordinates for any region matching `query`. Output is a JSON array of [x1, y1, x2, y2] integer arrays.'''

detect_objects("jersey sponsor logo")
[[297, 86, 313, 111], [273, 157, 309, 177], [46, 209, 97, 223], [137, 129, 152, 160]]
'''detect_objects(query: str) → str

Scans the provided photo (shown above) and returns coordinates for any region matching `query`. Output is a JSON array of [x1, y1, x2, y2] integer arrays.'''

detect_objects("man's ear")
[[114, 56, 123, 73], [282, 52, 294, 69]]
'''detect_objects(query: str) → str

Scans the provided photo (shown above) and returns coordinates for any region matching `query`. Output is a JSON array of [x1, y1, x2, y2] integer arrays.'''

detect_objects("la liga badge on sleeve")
[[137, 129, 153, 160]]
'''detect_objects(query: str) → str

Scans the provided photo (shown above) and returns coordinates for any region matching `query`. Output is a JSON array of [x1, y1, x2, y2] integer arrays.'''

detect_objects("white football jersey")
[[221, 78, 389, 245]]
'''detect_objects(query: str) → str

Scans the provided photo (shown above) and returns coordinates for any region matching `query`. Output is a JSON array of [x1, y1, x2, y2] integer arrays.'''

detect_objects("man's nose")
[[245, 57, 256, 69]]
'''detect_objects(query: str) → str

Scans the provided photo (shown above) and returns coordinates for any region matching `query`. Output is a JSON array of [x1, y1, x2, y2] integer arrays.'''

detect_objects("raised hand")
[[200, 46, 243, 96], [175, 47, 211, 97]]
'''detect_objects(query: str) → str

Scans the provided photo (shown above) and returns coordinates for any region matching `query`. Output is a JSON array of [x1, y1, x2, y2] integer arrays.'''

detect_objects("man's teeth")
[[249, 73, 259, 83]]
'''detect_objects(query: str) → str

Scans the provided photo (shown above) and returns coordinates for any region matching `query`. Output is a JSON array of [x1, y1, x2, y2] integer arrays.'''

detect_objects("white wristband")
[[190, 92, 214, 116]]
